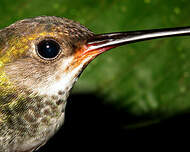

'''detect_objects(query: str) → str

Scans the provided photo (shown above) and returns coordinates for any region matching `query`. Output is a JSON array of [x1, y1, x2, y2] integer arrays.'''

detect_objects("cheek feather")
[[33, 56, 76, 97], [35, 51, 94, 98]]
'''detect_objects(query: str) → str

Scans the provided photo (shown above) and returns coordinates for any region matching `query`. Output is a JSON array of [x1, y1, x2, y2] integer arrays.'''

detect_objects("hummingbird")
[[0, 16, 190, 152]]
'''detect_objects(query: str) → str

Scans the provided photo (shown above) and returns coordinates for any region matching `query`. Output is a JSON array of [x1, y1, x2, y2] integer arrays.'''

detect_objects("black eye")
[[37, 39, 61, 60]]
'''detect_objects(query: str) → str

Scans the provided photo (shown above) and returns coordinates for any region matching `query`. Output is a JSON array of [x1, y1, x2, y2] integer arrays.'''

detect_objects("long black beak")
[[87, 26, 190, 52]]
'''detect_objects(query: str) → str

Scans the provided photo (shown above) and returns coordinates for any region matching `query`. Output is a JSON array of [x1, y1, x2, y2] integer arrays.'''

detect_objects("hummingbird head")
[[0, 16, 99, 99], [1, 16, 125, 101], [1, 16, 188, 109], [0, 16, 189, 151]]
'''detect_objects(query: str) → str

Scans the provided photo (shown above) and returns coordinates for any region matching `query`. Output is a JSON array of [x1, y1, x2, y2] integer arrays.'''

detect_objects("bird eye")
[[37, 39, 61, 60]]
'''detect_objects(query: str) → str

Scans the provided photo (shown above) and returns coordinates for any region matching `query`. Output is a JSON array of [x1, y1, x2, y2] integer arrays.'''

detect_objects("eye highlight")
[[36, 39, 61, 60]]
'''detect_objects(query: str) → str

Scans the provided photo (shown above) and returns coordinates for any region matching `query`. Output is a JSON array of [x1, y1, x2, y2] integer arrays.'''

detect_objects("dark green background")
[[0, 0, 190, 149]]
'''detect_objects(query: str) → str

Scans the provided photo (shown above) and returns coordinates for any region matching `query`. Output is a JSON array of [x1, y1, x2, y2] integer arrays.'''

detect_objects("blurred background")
[[1, 0, 190, 150]]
